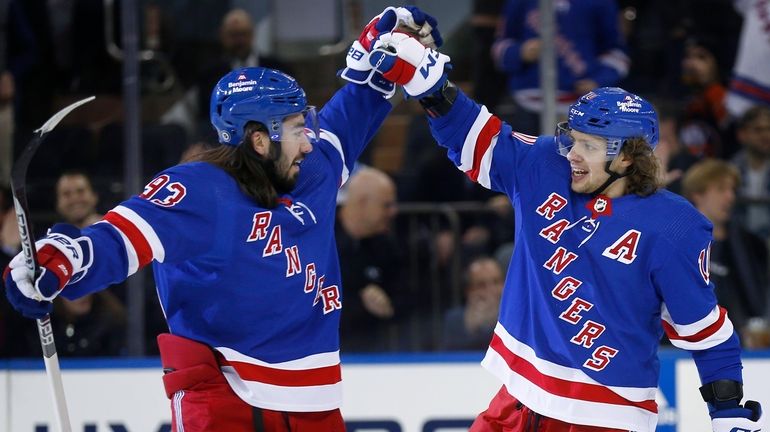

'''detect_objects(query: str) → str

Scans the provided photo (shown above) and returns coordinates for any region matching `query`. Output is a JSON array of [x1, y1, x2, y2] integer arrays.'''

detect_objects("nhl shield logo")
[[593, 198, 607, 213], [586, 194, 613, 219]]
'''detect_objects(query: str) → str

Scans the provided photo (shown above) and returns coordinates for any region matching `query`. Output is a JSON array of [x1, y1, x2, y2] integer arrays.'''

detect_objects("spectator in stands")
[[654, 100, 699, 195], [441, 256, 503, 351], [54, 171, 129, 357], [730, 106, 770, 238], [49, 290, 126, 357], [491, 0, 629, 134], [470, 0, 506, 111], [682, 159, 770, 349], [163, 8, 288, 141], [55, 170, 102, 228], [336, 167, 404, 352], [678, 36, 730, 158]]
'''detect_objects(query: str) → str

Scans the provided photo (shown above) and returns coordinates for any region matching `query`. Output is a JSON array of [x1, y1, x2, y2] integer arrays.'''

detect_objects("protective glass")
[[555, 122, 622, 162], [269, 106, 319, 145]]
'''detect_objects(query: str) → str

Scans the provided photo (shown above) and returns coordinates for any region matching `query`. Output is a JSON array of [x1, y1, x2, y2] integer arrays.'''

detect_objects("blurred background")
[[1, 0, 769, 361]]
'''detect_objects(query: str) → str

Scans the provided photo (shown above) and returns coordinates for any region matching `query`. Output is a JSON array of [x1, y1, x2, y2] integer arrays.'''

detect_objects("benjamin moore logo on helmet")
[[228, 77, 258, 94], [617, 95, 642, 113]]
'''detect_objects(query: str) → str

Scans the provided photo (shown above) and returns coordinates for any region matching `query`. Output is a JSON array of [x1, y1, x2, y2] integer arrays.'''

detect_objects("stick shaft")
[[37, 317, 72, 432]]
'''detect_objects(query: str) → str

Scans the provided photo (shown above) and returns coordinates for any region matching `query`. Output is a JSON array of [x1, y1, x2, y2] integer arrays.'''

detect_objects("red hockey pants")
[[158, 333, 346, 431], [470, 386, 629, 432]]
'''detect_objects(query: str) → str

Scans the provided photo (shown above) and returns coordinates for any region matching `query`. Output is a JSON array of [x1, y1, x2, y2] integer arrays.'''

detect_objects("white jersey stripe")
[[459, 107, 493, 172], [320, 129, 350, 186], [476, 135, 499, 189], [221, 366, 343, 412], [111, 205, 166, 262], [482, 349, 658, 431], [215, 347, 340, 370], [661, 304, 734, 349], [173, 390, 185, 432], [491, 323, 656, 401], [662, 305, 735, 350], [661, 304, 722, 336]]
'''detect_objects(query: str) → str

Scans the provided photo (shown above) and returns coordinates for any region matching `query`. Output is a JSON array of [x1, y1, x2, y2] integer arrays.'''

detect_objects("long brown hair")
[[189, 123, 280, 208], [621, 137, 662, 197]]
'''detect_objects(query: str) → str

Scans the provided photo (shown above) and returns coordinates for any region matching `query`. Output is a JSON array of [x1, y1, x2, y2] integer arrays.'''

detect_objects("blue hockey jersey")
[[59, 83, 392, 411], [493, 0, 629, 112], [429, 91, 743, 431]]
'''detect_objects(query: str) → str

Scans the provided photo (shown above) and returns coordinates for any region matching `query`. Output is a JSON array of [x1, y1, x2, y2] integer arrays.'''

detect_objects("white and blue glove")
[[3, 223, 93, 319], [339, 6, 443, 98], [710, 399, 763, 432], [368, 32, 452, 99], [701, 380, 764, 432]]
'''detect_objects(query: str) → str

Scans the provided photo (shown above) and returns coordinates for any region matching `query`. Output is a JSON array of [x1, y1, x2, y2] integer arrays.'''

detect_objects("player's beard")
[[264, 143, 299, 194]]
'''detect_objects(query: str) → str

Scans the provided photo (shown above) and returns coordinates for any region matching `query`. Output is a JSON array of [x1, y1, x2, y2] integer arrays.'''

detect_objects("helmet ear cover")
[[210, 67, 312, 146], [560, 87, 659, 159]]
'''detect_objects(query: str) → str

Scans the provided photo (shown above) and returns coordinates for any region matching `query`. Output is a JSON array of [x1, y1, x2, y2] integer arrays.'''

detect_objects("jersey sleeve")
[[427, 89, 545, 197], [314, 83, 392, 186], [61, 163, 220, 299], [652, 217, 743, 384]]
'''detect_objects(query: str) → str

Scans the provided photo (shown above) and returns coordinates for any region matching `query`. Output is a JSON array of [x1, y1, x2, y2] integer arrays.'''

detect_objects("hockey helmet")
[[556, 87, 658, 160], [210, 67, 318, 146]]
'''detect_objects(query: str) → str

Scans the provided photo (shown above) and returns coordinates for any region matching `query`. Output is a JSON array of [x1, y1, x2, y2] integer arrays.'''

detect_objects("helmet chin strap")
[[588, 159, 629, 196]]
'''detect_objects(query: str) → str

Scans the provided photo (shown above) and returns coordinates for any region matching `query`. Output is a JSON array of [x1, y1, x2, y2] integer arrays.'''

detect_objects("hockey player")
[[2, 6, 441, 431], [365, 30, 764, 431]]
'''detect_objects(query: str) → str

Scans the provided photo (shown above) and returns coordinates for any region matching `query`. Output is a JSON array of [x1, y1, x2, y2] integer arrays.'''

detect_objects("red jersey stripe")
[[104, 211, 154, 269], [731, 78, 770, 104], [490, 334, 658, 413], [466, 115, 502, 182], [220, 358, 342, 387], [663, 306, 727, 342]]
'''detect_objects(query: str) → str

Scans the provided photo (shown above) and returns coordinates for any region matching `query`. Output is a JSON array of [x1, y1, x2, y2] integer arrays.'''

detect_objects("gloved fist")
[[369, 32, 452, 99], [3, 223, 92, 319], [340, 6, 443, 98], [395, 5, 443, 49], [711, 400, 763, 432]]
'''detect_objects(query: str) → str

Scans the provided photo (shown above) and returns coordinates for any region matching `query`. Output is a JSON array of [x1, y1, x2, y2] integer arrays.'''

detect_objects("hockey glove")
[[710, 400, 763, 431], [340, 6, 443, 98], [369, 32, 452, 99], [3, 223, 93, 319]]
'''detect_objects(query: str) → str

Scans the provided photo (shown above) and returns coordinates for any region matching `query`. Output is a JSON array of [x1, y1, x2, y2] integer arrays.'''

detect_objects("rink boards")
[[1, 350, 769, 432]]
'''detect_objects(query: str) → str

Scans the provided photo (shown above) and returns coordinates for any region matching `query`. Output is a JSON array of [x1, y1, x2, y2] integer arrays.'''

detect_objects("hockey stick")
[[10, 96, 95, 432]]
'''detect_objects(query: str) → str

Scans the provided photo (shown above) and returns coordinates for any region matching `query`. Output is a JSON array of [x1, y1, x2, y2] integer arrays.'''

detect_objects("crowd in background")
[[1, 0, 770, 357]]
